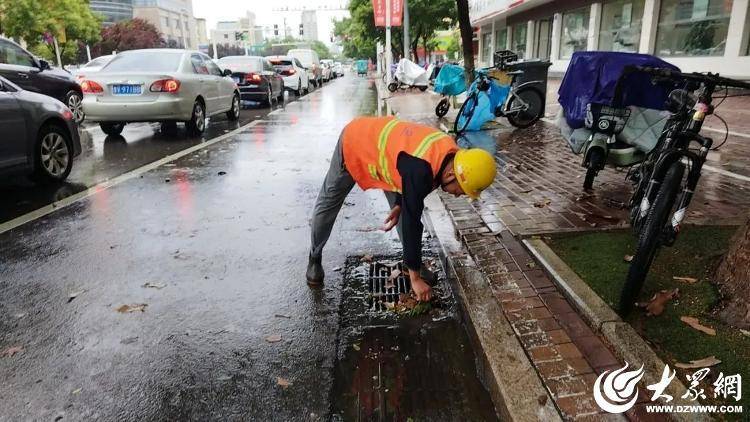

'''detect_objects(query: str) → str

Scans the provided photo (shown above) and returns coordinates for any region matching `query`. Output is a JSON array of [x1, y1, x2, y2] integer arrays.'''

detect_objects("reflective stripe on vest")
[[377, 118, 401, 191], [412, 131, 446, 158]]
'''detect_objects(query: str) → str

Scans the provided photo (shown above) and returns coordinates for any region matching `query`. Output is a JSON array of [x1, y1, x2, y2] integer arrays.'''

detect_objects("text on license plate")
[[112, 84, 142, 95]]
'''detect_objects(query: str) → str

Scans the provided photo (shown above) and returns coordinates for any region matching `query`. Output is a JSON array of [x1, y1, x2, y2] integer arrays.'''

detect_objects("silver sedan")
[[81, 49, 240, 136]]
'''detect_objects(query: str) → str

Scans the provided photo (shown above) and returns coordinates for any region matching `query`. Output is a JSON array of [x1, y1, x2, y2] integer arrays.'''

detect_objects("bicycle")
[[616, 66, 750, 316], [452, 51, 545, 134]]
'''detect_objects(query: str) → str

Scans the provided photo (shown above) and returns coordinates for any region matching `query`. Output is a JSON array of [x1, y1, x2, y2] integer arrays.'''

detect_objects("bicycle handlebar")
[[623, 65, 750, 90]]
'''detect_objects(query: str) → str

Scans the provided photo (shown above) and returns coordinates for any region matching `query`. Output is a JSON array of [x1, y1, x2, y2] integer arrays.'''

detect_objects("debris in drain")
[[366, 261, 435, 316]]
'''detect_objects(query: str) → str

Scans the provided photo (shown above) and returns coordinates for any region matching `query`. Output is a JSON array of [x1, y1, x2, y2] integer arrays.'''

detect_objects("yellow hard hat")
[[454, 148, 497, 199]]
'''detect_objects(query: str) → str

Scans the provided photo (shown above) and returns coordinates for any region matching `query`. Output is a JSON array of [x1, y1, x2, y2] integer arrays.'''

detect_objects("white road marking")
[[702, 126, 750, 139], [0, 120, 261, 236]]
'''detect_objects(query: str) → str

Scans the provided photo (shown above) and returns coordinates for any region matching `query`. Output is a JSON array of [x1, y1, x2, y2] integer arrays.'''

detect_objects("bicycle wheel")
[[453, 92, 479, 134], [619, 162, 685, 316], [435, 98, 450, 117], [505, 87, 544, 129]]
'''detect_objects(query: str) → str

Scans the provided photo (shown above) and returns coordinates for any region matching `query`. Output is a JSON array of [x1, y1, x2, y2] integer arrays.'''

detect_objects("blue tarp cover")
[[434, 64, 466, 96], [558, 51, 680, 129]]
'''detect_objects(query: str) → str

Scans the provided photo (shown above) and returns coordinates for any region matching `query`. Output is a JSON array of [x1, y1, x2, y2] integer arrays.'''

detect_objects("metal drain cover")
[[367, 261, 412, 311]]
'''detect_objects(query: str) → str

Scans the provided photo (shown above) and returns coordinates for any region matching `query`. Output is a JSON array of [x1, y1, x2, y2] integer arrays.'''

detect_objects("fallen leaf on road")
[[361, 254, 374, 263], [274, 313, 291, 319], [740, 329, 750, 337], [72, 388, 82, 395], [164, 178, 171, 183], [332, 267, 342, 272], [1, 345, 23, 358], [525, 261, 536, 269], [276, 377, 291, 388], [624, 255, 634, 262], [120, 337, 139, 345], [384, 301, 396, 310], [116, 304, 147, 313], [636, 288, 679, 316], [675, 356, 721, 369], [67, 289, 86, 303], [217, 171, 227, 176], [352, 343, 361, 351], [533, 198, 552, 208], [356, 227, 378, 232], [265, 334, 282, 343], [673, 276, 698, 284], [142, 282, 166, 289], [689, 210, 704, 218], [680, 316, 716, 336]]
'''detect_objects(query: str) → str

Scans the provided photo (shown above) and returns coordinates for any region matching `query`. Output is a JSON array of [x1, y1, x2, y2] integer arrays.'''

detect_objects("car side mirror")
[[38, 59, 51, 71], [223, 68, 232, 77]]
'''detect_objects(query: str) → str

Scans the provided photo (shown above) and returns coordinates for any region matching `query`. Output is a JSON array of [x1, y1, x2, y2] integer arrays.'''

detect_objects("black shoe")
[[306, 254, 324, 286]]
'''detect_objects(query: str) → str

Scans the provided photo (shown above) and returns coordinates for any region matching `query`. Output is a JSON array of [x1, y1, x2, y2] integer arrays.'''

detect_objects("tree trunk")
[[715, 218, 750, 328], [455, 0, 475, 84], [411, 26, 422, 64]]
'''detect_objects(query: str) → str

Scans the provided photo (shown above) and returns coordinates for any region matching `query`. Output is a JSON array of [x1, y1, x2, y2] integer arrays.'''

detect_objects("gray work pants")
[[309, 138, 403, 259]]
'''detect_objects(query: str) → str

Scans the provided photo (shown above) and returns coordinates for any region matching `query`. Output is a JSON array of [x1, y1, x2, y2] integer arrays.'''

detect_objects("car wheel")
[[65, 91, 85, 124], [277, 84, 285, 102], [100, 122, 125, 136], [32, 124, 73, 183], [295, 78, 302, 96], [186, 100, 206, 135], [226, 93, 240, 121], [265, 86, 273, 106]]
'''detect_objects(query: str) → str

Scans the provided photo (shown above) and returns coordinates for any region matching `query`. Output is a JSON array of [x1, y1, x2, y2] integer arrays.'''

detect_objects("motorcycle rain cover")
[[557, 52, 679, 129]]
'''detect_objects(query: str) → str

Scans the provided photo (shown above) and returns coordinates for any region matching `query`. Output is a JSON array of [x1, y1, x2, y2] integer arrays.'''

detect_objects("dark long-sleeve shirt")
[[394, 152, 449, 271]]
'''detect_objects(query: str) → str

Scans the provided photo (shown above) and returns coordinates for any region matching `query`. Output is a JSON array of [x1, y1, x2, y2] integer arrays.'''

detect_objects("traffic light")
[[234, 31, 241, 41], [273, 24, 278, 36], [299, 23, 304, 36]]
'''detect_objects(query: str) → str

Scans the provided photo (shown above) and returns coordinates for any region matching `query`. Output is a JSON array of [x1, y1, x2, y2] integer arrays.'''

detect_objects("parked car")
[[332, 62, 344, 77], [0, 76, 82, 183], [288, 48, 321, 88], [0, 37, 85, 124], [320, 60, 333, 82], [81, 49, 240, 136], [266, 55, 309, 96], [217, 56, 284, 106], [72, 54, 116, 81]]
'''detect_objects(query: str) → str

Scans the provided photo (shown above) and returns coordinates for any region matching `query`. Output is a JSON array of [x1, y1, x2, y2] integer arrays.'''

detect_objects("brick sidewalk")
[[388, 89, 750, 237], [381, 82, 750, 421]]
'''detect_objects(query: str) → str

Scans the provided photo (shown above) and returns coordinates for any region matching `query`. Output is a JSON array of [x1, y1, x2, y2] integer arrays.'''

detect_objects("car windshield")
[[269, 59, 292, 71], [84, 56, 111, 68], [218, 57, 262, 73], [104, 51, 182, 72]]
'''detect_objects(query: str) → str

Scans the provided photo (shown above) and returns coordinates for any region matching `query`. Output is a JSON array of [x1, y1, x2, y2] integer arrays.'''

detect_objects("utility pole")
[[403, 0, 409, 61], [212, 39, 218, 59], [385, 0, 392, 85]]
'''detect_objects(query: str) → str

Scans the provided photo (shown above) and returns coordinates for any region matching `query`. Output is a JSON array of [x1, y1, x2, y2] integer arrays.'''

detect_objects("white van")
[[287, 49, 322, 88]]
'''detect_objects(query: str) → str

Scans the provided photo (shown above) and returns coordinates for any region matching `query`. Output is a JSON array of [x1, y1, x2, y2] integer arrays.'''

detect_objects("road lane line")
[[702, 126, 750, 139], [0, 120, 261, 236], [538, 117, 750, 183]]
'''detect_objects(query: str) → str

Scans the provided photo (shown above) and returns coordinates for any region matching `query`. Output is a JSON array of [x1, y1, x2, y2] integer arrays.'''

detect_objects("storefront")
[[470, 0, 750, 78]]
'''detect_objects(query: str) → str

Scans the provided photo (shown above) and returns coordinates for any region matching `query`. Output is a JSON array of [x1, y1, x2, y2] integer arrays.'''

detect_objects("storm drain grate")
[[367, 261, 412, 312]]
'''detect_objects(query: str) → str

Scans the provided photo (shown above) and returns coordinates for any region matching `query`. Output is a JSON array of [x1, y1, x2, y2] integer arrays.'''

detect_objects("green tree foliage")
[[333, 0, 455, 61], [310, 40, 332, 60], [0, 0, 100, 65]]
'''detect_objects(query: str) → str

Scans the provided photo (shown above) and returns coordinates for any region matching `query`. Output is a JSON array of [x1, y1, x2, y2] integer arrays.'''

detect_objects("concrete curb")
[[423, 195, 561, 422], [523, 238, 709, 422]]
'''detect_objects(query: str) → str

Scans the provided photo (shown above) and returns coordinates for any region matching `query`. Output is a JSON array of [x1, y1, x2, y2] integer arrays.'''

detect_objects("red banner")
[[372, 0, 402, 27]]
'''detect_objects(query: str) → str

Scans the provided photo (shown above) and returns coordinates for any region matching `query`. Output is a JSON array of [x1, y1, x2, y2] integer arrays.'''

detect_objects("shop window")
[[512, 23, 527, 59], [495, 28, 508, 51], [535, 18, 552, 60], [599, 0, 644, 52], [655, 0, 733, 56], [482, 31, 492, 64], [560, 7, 590, 59]]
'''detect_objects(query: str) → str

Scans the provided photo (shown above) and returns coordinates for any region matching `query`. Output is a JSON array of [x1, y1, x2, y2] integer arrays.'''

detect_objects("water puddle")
[[330, 256, 499, 421]]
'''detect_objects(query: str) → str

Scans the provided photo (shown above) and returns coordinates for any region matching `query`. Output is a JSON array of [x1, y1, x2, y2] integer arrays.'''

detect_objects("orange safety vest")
[[341, 116, 458, 193]]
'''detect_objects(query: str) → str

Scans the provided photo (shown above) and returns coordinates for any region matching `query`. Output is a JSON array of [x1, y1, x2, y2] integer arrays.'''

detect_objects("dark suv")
[[0, 37, 84, 123]]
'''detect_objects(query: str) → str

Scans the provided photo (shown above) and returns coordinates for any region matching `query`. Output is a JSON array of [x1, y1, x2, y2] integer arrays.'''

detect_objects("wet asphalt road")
[[0, 76, 406, 421], [0, 92, 290, 224]]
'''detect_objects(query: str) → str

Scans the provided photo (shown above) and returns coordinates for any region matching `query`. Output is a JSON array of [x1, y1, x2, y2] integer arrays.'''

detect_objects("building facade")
[[195, 18, 209, 46], [90, 0, 134, 25], [209, 12, 262, 48], [133, 0, 199, 49], [470, 0, 750, 78]]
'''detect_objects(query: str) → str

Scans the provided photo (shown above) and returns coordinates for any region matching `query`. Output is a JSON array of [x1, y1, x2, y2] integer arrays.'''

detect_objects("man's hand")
[[382, 205, 401, 232], [410, 272, 432, 302]]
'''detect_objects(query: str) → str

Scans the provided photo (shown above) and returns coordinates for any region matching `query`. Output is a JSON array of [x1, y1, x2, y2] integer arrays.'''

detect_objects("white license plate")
[[245, 84, 258, 88]]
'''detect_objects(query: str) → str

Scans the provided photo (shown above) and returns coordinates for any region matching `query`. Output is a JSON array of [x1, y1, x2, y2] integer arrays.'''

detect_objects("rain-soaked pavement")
[[0, 93, 289, 224], [0, 76, 497, 421]]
